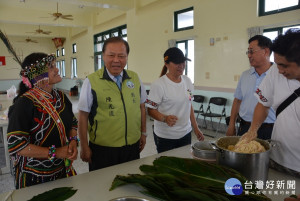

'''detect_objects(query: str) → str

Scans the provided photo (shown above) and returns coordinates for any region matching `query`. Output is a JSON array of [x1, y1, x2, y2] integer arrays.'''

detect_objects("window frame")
[[264, 24, 300, 35], [56, 49, 60, 57], [71, 58, 77, 78], [263, 24, 300, 62], [56, 60, 61, 75], [174, 7, 194, 32], [259, 0, 300, 16], [61, 60, 66, 77], [176, 39, 194, 83], [61, 47, 65, 56], [72, 43, 77, 54]]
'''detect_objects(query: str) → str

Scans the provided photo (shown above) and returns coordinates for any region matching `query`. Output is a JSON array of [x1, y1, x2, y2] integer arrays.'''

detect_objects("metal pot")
[[191, 141, 216, 162], [214, 136, 272, 183]]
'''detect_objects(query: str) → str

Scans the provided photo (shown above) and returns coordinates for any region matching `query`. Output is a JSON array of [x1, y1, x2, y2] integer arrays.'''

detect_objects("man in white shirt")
[[226, 35, 275, 139]]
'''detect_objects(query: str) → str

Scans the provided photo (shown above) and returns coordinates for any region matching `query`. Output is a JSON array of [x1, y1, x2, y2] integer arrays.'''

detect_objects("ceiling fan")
[[18, 37, 38, 43], [26, 25, 51, 35], [49, 2, 73, 21]]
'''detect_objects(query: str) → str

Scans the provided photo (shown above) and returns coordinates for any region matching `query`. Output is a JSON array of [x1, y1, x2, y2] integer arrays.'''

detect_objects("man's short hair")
[[272, 28, 300, 66], [102, 37, 130, 54], [249, 35, 273, 56]]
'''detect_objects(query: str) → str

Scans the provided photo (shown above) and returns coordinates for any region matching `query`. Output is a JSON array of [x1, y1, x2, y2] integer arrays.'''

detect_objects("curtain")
[[247, 26, 263, 39]]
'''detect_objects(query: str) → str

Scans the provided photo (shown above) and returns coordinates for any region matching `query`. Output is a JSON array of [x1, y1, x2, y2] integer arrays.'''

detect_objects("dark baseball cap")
[[164, 47, 191, 64]]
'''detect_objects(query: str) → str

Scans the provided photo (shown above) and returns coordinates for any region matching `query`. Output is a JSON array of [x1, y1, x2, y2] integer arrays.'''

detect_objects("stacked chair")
[[200, 97, 227, 138]]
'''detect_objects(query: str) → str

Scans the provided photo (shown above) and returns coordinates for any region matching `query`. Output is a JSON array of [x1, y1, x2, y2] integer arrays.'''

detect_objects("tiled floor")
[[0, 94, 226, 194]]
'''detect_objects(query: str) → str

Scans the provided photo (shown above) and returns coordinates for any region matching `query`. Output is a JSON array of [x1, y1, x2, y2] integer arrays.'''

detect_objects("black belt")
[[240, 118, 274, 128]]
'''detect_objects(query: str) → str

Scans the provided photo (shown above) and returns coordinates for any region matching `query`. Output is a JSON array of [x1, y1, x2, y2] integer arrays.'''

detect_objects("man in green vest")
[[78, 37, 147, 171]]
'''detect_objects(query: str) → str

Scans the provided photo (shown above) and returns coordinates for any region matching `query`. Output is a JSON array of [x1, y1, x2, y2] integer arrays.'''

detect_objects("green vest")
[[87, 68, 141, 147]]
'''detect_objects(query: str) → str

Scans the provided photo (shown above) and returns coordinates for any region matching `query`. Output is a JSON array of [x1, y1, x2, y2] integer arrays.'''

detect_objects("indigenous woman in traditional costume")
[[7, 53, 79, 189]]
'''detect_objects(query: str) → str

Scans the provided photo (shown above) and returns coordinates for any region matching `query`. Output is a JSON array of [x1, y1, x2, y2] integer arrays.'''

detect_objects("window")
[[174, 7, 194, 32], [93, 25, 127, 71], [176, 39, 195, 83], [71, 58, 77, 78], [259, 0, 300, 16], [263, 24, 300, 62], [72, 43, 77, 53], [56, 49, 60, 57], [61, 60, 66, 77], [61, 48, 65, 56], [56, 61, 61, 74]]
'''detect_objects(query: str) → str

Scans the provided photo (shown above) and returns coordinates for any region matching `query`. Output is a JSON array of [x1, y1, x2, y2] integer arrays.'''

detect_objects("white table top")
[[0, 145, 299, 201]]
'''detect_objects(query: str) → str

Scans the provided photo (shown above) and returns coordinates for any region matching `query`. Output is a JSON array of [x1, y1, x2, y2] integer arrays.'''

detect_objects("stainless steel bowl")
[[109, 197, 150, 201], [191, 141, 216, 161]]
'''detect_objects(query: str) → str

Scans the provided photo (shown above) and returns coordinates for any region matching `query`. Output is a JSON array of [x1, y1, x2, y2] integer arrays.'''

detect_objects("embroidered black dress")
[[7, 88, 78, 189]]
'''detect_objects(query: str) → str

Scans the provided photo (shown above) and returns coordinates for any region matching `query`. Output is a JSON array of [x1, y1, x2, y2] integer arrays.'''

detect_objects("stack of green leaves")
[[110, 156, 271, 201]]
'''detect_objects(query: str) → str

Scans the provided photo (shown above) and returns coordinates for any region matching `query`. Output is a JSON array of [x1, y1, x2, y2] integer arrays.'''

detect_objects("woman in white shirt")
[[146, 47, 204, 153]]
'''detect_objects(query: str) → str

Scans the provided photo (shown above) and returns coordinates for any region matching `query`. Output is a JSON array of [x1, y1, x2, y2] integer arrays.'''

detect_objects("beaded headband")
[[20, 54, 56, 88]]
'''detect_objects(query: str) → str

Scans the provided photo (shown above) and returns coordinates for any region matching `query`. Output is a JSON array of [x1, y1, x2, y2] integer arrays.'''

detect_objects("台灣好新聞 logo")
[[225, 178, 243, 195]]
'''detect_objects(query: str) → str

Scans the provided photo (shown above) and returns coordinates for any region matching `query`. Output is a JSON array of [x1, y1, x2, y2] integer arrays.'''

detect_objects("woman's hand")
[[165, 115, 178, 127], [56, 143, 77, 160], [67, 140, 78, 160], [194, 128, 204, 141]]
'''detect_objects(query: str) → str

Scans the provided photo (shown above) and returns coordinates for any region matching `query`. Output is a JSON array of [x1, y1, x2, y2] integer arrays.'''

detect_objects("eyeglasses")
[[246, 48, 264, 55]]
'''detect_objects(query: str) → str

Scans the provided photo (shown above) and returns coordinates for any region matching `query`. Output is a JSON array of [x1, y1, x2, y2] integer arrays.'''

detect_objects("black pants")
[[238, 119, 274, 140], [153, 132, 191, 153], [89, 141, 140, 171]]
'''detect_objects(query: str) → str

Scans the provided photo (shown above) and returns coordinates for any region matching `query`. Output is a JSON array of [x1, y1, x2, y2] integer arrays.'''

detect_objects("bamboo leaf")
[[27, 187, 77, 201]]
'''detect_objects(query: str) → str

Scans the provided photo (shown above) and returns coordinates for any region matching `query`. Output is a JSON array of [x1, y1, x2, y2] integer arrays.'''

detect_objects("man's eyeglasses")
[[246, 48, 264, 55]]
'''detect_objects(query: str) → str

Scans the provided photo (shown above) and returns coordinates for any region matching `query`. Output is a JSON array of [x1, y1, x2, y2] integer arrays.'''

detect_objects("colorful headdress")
[[20, 54, 56, 88]]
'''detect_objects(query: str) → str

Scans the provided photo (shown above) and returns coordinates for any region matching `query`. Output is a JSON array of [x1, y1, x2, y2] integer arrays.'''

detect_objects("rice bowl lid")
[[192, 141, 216, 153], [191, 149, 216, 162]]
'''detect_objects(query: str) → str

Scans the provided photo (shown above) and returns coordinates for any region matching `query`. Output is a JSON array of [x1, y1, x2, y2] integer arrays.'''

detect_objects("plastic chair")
[[193, 95, 205, 122], [200, 97, 227, 137]]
